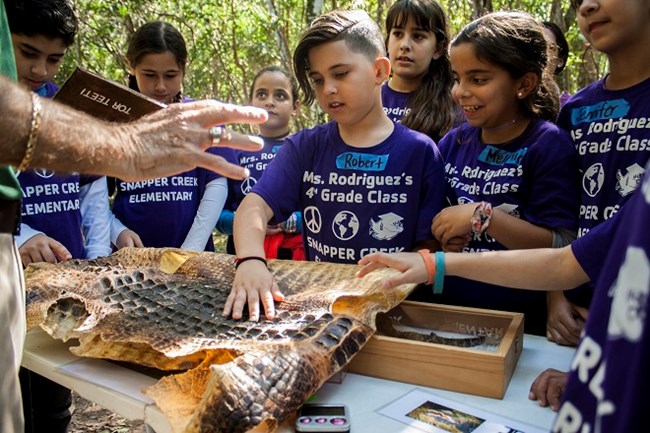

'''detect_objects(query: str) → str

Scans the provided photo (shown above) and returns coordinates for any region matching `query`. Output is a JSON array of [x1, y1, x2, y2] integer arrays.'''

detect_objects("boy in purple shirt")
[[10, 0, 111, 265], [7, 1, 111, 432], [224, 10, 445, 322]]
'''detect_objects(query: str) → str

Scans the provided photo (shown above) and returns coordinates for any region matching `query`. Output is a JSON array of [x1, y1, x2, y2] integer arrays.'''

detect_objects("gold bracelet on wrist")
[[17, 92, 42, 172]]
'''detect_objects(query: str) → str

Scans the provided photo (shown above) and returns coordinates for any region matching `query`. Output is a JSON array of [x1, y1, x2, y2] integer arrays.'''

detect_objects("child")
[[356, 159, 650, 432], [427, 11, 580, 335], [542, 21, 571, 106], [547, 0, 650, 346], [6, 0, 111, 431], [224, 9, 445, 321], [110, 21, 234, 251], [216, 65, 304, 260], [382, 0, 456, 142]]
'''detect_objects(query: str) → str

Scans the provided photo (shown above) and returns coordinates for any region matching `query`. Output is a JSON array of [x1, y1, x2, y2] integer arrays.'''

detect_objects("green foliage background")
[[58, 0, 606, 130]]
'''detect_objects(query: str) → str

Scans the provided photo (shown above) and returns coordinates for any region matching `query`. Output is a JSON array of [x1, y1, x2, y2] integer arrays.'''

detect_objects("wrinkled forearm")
[[0, 75, 129, 174]]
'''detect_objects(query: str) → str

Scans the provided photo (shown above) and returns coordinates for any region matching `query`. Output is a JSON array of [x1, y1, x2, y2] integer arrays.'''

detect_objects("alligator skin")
[[24, 248, 416, 433]]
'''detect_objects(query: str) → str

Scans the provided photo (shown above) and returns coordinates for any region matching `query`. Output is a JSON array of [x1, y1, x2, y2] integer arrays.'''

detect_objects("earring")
[[518, 92, 523, 98]]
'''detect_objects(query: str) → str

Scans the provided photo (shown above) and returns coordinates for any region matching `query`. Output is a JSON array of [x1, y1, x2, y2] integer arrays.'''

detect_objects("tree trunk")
[[471, 0, 493, 19]]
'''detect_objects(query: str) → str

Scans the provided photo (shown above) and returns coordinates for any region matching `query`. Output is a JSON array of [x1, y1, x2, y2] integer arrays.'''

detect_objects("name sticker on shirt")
[[336, 152, 388, 171], [571, 99, 630, 125], [478, 145, 527, 166]]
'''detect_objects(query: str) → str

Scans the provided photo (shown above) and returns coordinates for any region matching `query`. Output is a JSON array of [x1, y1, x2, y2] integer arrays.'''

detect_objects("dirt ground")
[[68, 392, 147, 433]]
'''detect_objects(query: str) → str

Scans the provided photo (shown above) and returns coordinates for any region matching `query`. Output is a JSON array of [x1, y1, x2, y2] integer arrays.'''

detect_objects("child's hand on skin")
[[356, 251, 429, 288]]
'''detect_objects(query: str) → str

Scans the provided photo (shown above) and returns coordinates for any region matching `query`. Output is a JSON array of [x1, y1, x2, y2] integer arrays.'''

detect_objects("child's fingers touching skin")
[[225, 260, 283, 321], [19, 234, 71, 265], [357, 252, 429, 288]]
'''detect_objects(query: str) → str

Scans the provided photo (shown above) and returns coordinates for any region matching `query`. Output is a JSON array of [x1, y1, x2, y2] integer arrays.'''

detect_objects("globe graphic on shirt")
[[583, 163, 605, 198], [332, 211, 359, 241]]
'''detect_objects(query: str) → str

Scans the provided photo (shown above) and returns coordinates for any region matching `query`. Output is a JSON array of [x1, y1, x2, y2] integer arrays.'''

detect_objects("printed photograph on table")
[[407, 400, 483, 432], [379, 389, 545, 433]]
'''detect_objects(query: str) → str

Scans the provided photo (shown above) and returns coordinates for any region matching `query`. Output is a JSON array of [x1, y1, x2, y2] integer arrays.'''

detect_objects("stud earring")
[[518, 92, 523, 98]]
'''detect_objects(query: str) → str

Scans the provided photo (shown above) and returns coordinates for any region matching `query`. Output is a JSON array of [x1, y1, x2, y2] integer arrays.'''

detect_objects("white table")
[[22, 328, 574, 433]]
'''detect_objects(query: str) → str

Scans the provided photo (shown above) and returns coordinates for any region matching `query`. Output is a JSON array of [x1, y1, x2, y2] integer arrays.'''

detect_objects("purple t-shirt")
[[557, 76, 650, 238], [112, 147, 235, 250], [434, 120, 580, 334], [381, 82, 411, 124], [19, 82, 85, 258], [19, 170, 84, 258], [252, 122, 445, 264], [559, 163, 650, 432], [226, 136, 285, 211]]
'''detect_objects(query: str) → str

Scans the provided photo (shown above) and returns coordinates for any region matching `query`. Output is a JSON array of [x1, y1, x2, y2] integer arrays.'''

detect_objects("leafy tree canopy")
[[60, 0, 605, 130]]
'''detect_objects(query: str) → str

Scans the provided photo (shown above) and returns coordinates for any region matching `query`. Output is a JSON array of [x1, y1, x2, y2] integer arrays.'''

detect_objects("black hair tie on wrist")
[[234, 256, 267, 269]]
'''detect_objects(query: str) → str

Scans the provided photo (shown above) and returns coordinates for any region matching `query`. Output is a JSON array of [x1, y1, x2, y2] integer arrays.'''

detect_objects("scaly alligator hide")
[[24, 248, 416, 433]]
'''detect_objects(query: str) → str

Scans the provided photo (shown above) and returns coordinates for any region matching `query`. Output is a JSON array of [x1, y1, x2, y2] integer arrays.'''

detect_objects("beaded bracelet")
[[17, 93, 42, 172], [234, 256, 267, 269], [470, 201, 493, 236]]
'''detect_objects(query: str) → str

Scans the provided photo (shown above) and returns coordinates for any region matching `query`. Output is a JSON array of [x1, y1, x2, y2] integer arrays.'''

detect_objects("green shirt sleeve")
[[0, 0, 22, 201]]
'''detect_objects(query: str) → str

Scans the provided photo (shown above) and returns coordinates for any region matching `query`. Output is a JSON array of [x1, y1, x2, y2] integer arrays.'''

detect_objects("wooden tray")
[[346, 301, 524, 398]]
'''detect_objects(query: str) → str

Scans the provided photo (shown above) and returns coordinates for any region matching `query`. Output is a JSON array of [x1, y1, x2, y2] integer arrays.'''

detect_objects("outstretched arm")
[[224, 192, 284, 321], [0, 75, 267, 180], [357, 246, 589, 292]]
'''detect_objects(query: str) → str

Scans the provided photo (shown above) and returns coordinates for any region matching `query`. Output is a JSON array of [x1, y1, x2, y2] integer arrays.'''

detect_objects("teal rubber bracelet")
[[433, 251, 445, 294]]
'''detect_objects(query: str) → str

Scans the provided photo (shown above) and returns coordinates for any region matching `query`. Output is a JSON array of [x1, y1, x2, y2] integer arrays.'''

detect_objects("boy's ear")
[[374, 56, 391, 84], [517, 72, 538, 98]]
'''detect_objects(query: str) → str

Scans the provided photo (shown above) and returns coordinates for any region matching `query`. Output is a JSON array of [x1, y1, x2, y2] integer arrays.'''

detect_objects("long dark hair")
[[451, 11, 559, 121], [125, 21, 188, 103], [385, 0, 455, 141]]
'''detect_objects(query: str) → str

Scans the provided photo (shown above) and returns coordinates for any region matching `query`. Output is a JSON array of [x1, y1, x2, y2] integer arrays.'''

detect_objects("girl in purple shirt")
[[358, 157, 650, 433], [217, 66, 303, 259], [110, 21, 233, 251], [382, 0, 456, 142], [426, 12, 580, 335]]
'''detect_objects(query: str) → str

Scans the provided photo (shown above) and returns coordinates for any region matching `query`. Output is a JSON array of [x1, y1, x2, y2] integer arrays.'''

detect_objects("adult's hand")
[[102, 100, 268, 181], [1, 77, 268, 180]]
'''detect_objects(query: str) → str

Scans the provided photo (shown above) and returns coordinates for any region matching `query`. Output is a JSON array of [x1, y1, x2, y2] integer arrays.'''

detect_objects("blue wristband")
[[433, 251, 445, 294]]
